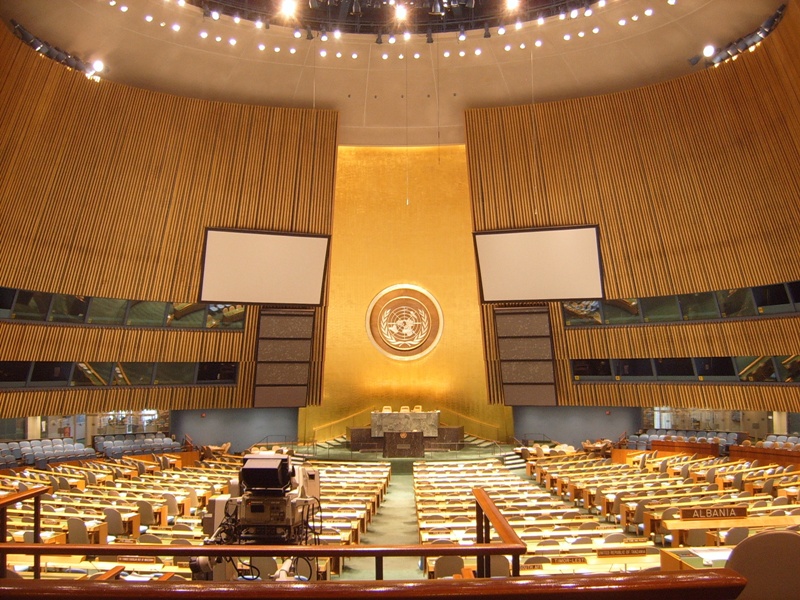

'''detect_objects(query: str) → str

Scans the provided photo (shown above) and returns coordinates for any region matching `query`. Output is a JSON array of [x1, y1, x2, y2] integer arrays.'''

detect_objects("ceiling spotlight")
[[505, 0, 520, 10], [458, 25, 466, 41], [293, 28, 302, 38], [498, 25, 506, 35], [570, 8, 578, 18], [388, 33, 396, 44], [280, 0, 297, 18], [396, 4, 408, 20], [403, 31, 411, 41], [483, 23, 491, 38], [306, 26, 314, 40], [376, 32, 383, 44], [333, 28, 342, 39], [255, 17, 264, 28], [426, 27, 433, 43], [320, 26, 328, 41], [92, 59, 105, 73], [233, 13, 241, 23], [429, 0, 444, 16], [211, 9, 220, 20], [702, 44, 715, 58], [350, 0, 362, 16]]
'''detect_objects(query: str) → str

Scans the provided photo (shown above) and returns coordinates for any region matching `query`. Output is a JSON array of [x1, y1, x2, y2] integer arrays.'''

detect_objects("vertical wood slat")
[[0, 26, 337, 418], [466, 2, 800, 412]]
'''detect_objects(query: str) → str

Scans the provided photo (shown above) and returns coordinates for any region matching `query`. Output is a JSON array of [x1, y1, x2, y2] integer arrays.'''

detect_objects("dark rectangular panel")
[[255, 363, 310, 386], [502, 384, 557, 406], [259, 314, 314, 339], [495, 311, 551, 337], [257, 340, 312, 362], [498, 337, 553, 360], [254, 386, 308, 407], [500, 361, 555, 384]]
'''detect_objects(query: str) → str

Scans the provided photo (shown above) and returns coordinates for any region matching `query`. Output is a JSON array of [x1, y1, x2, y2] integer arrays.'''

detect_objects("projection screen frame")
[[199, 228, 330, 306], [473, 225, 605, 303]]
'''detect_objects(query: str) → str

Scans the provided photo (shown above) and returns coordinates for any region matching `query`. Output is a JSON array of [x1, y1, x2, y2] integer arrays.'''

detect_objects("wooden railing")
[[0, 486, 747, 599]]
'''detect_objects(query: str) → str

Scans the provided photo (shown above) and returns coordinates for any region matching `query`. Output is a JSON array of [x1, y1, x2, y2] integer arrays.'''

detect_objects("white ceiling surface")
[[0, 0, 782, 145]]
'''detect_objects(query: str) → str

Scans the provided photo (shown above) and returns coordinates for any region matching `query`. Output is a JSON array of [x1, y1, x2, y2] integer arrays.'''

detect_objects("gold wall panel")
[[299, 146, 512, 442], [466, 2, 800, 413]]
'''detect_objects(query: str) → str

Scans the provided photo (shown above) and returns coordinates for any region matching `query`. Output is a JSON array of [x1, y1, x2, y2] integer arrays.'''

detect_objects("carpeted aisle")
[[337, 473, 425, 581]]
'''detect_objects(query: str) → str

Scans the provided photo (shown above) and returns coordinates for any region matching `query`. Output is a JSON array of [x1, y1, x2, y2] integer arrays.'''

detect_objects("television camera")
[[192, 453, 321, 581]]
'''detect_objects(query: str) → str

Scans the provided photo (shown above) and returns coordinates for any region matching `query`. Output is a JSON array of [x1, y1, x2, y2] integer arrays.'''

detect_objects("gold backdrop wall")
[[299, 146, 513, 443], [465, 1, 800, 412]]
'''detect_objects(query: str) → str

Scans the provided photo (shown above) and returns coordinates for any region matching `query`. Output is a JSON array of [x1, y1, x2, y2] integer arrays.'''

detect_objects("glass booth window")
[[0, 287, 15, 319], [126, 302, 169, 327], [155, 363, 196, 385], [86, 298, 128, 325], [562, 301, 602, 326], [654, 357, 695, 379], [197, 362, 238, 383], [753, 284, 792, 314], [716, 288, 757, 318], [677, 292, 720, 321], [112, 362, 155, 386], [12, 291, 52, 321], [572, 359, 613, 380], [30, 362, 72, 386], [167, 303, 207, 329], [734, 356, 777, 382], [0, 361, 31, 388], [693, 357, 737, 380], [49, 294, 90, 324], [602, 299, 641, 325], [71, 362, 116, 387], [614, 359, 655, 379], [640, 296, 681, 323]]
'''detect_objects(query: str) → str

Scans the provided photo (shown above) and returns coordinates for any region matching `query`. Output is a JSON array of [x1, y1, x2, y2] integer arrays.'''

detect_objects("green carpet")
[[337, 474, 425, 580]]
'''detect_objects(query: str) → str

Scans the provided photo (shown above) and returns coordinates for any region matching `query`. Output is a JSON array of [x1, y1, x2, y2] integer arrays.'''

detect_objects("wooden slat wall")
[[467, 1, 800, 412], [0, 27, 337, 417]]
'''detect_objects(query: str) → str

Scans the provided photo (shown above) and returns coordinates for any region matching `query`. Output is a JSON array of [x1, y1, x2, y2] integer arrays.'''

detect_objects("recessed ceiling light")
[[274, 47, 280, 52], [563, 33, 571, 41], [120, 5, 128, 12], [413, 52, 420, 59], [644, 8, 654, 16], [320, 49, 327, 57], [290, 47, 296, 54], [382, 53, 388, 59], [519, 42, 526, 49], [592, 27, 600, 34], [145, 15, 153, 22], [703, 44, 715, 57], [474, 48, 481, 55], [92, 60, 104, 73], [631, 14, 639, 21], [229, 38, 236, 45], [443, 50, 450, 57], [199, 31, 208, 38], [171, 24, 180, 32], [618, 18, 627, 26], [459, 50, 465, 56], [258, 43, 265, 51], [351, 52, 358, 59], [215, 36, 222, 42], [504, 44, 511, 51], [336, 52, 342, 58], [534, 39, 542, 47]]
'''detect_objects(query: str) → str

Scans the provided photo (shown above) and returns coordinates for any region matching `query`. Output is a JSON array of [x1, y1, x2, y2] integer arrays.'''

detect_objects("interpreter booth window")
[[776, 355, 800, 383], [0, 361, 31, 388], [86, 298, 128, 325], [126, 301, 169, 327], [12, 291, 52, 321], [788, 281, 800, 306], [602, 299, 641, 325], [30, 362, 73, 387], [639, 296, 681, 323], [197, 362, 238, 384], [753, 283, 792, 314], [734, 355, 777, 382], [167, 303, 207, 329], [154, 362, 196, 385], [654, 357, 696, 380], [571, 359, 613, 381], [614, 358, 655, 381], [112, 362, 155, 386], [693, 357, 737, 381], [0, 287, 15, 319], [49, 294, 90, 324], [561, 301, 602, 326], [71, 362, 116, 387], [716, 288, 757, 318], [677, 292, 720, 321]]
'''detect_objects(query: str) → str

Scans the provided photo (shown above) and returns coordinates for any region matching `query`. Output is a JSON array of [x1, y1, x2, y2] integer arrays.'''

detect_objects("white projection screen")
[[200, 229, 329, 305], [474, 226, 604, 302]]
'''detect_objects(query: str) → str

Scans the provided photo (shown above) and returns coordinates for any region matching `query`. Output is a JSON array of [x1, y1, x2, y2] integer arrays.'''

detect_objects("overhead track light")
[[483, 22, 491, 38]]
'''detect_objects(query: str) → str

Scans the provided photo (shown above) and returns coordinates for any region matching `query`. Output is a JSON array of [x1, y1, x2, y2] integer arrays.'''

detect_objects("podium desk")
[[383, 431, 425, 458]]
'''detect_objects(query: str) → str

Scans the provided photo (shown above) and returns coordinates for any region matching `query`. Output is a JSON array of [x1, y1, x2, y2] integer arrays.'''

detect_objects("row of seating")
[[93, 432, 171, 451], [99, 437, 182, 458], [0, 440, 95, 467]]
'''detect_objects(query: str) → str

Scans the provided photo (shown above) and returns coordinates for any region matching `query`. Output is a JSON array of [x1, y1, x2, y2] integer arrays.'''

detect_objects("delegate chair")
[[433, 556, 464, 579], [726, 530, 800, 600], [67, 518, 90, 545]]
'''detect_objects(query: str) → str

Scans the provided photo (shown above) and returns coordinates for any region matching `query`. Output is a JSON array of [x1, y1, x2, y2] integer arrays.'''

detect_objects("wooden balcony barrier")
[[0, 569, 746, 600], [0, 483, 747, 599]]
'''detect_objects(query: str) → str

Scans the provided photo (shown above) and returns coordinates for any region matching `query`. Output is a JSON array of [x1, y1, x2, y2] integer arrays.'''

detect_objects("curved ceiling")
[[0, 0, 783, 145]]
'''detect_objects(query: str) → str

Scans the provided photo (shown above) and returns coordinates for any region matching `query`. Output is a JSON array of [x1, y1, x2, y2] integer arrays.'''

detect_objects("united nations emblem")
[[366, 285, 443, 360]]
